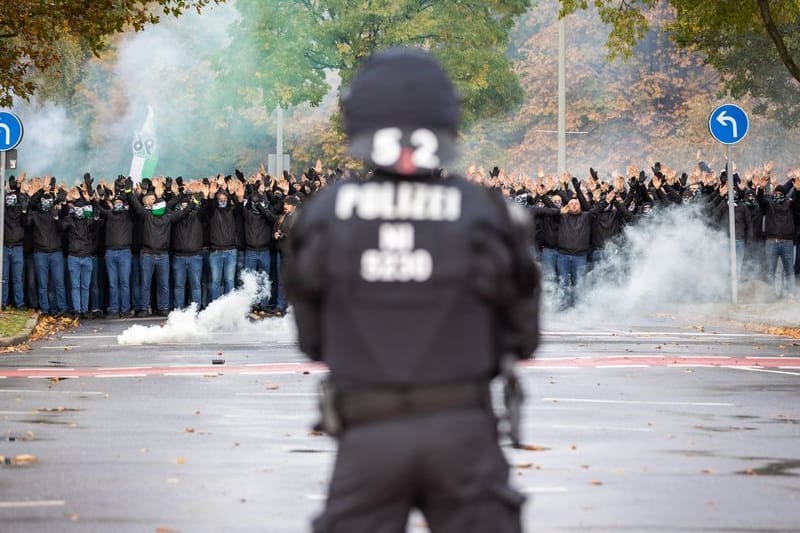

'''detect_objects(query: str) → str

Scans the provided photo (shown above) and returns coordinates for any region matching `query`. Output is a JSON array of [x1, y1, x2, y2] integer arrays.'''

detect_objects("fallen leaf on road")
[[264, 382, 280, 390], [515, 463, 533, 469], [309, 430, 324, 437], [155, 527, 179, 533], [520, 444, 549, 452], [589, 480, 603, 486], [67, 513, 80, 522], [744, 468, 757, 476], [571, 444, 577, 450], [701, 469, 714, 474], [176, 457, 185, 465], [184, 428, 195, 433], [1, 454, 38, 465]]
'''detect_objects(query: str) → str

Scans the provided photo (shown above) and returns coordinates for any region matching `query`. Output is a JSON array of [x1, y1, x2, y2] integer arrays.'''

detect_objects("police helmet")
[[341, 48, 461, 175]]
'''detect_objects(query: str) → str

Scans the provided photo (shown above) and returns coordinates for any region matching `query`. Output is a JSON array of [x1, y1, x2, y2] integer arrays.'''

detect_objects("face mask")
[[151, 201, 167, 216], [642, 205, 653, 215], [41, 198, 53, 210], [745, 198, 756, 208], [774, 194, 786, 204], [178, 202, 189, 211], [83, 206, 93, 219], [5, 194, 17, 207], [218, 199, 228, 209], [113, 202, 125, 212]]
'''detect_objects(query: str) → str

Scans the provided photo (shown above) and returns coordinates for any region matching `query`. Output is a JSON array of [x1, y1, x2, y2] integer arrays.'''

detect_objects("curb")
[[0, 313, 41, 348]]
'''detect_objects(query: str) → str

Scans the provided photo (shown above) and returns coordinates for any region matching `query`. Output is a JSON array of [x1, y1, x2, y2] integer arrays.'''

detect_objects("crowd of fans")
[[2, 160, 798, 319], [465, 161, 800, 309], [1, 165, 350, 319]]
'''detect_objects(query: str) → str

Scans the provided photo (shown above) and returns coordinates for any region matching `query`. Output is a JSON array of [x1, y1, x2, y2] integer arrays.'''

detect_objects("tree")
[[221, 0, 532, 126], [558, 0, 800, 125], [0, 0, 222, 107]]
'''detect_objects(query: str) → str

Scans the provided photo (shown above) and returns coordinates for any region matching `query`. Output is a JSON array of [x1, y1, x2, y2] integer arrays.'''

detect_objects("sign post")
[[708, 104, 749, 304], [0, 111, 24, 310]]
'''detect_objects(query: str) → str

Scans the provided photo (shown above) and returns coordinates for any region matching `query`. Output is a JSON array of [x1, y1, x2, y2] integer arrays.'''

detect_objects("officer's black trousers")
[[312, 408, 525, 533]]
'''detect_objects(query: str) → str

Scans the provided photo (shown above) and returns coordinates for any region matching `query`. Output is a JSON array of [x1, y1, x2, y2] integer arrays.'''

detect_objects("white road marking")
[[41, 346, 81, 350], [0, 500, 66, 509], [541, 398, 735, 407], [161, 372, 218, 377], [728, 367, 800, 377], [520, 486, 569, 494], [538, 424, 652, 432], [61, 335, 117, 339], [306, 494, 327, 501], [235, 392, 319, 397], [595, 365, 650, 369], [543, 331, 774, 338], [96, 366, 153, 371], [95, 374, 147, 378], [17, 368, 75, 372], [0, 389, 105, 395], [667, 364, 713, 368]]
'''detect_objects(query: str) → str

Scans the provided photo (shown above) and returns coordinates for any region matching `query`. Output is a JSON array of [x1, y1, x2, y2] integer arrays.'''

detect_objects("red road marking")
[[1, 357, 799, 379]]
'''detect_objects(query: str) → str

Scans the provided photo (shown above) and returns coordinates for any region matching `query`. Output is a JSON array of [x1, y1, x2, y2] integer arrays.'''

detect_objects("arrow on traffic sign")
[[716, 111, 738, 138]]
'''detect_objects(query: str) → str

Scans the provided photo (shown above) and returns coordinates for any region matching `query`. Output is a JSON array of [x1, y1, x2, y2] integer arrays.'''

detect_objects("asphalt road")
[[1, 311, 799, 532]]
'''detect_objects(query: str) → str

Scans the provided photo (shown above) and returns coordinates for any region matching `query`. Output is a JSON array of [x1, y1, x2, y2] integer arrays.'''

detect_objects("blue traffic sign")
[[0, 112, 23, 152], [709, 104, 749, 145]]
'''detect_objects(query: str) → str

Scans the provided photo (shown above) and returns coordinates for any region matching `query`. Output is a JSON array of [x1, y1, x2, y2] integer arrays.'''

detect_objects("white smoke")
[[13, 103, 82, 178], [544, 204, 732, 321], [117, 271, 296, 345]]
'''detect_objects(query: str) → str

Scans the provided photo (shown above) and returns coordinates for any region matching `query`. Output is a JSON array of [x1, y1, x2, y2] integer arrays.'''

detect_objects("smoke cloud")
[[117, 271, 296, 346], [542, 203, 800, 327]]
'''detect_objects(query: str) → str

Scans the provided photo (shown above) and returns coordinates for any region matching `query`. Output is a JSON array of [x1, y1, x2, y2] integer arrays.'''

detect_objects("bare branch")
[[756, 0, 800, 84]]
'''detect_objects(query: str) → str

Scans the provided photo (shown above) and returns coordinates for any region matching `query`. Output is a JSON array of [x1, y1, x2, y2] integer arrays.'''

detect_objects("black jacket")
[[285, 174, 540, 386], [713, 195, 751, 241], [757, 189, 798, 240], [172, 203, 205, 256], [126, 192, 191, 253], [205, 193, 239, 250], [96, 203, 134, 250], [3, 202, 25, 246], [590, 200, 632, 249], [241, 200, 277, 251], [60, 214, 96, 257], [23, 208, 63, 253]]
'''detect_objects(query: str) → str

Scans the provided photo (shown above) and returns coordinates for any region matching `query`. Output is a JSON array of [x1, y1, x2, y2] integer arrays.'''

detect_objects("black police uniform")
[[286, 48, 541, 533], [288, 173, 540, 533]]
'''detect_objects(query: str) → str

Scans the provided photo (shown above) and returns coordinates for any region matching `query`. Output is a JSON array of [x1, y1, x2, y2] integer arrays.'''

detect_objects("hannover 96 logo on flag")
[[129, 105, 159, 183]]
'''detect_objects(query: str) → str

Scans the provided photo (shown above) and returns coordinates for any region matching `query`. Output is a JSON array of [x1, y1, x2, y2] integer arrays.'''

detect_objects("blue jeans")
[[131, 252, 142, 311], [33, 251, 67, 314], [236, 250, 245, 287], [25, 254, 38, 308], [734, 239, 745, 279], [276, 252, 287, 311], [245, 249, 271, 308], [140, 252, 170, 312], [173, 254, 203, 308], [106, 249, 132, 314], [556, 252, 588, 309], [766, 239, 796, 297], [90, 255, 103, 312], [67, 256, 93, 313], [539, 247, 559, 283], [2, 245, 25, 307], [209, 249, 237, 302]]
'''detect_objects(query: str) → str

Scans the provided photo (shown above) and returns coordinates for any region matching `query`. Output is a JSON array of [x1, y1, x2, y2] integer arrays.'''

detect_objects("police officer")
[[286, 48, 540, 533]]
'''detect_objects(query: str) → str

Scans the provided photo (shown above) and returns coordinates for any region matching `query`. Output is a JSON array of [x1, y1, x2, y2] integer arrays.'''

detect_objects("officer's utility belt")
[[315, 379, 491, 436]]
